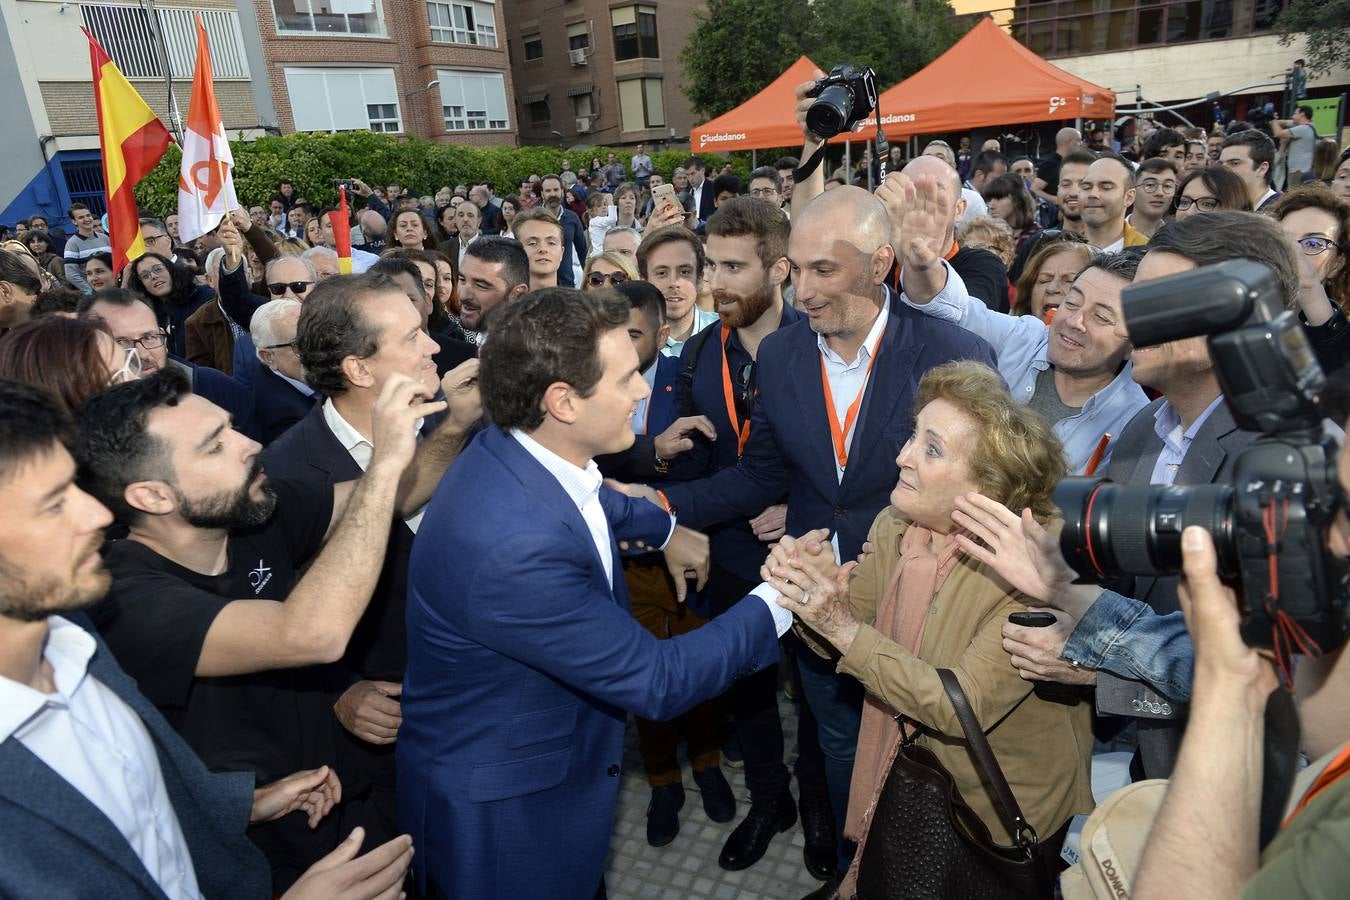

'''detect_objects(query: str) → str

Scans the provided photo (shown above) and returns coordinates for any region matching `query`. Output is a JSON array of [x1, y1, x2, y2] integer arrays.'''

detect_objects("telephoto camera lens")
[[806, 84, 853, 139], [1055, 478, 1238, 580]]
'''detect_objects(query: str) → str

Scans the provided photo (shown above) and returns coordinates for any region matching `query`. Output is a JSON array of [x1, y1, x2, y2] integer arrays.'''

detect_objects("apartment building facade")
[[251, 0, 517, 146], [504, 0, 702, 149]]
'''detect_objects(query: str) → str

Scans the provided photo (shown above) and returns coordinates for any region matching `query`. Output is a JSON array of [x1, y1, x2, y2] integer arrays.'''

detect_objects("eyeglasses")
[[109, 346, 142, 385], [145, 233, 170, 243], [115, 331, 167, 351], [262, 341, 297, 351], [139, 264, 170, 278], [586, 271, 628, 287], [267, 280, 314, 296], [1138, 180, 1177, 194], [1174, 196, 1219, 212], [749, 188, 779, 198], [1297, 236, 1339, 256]]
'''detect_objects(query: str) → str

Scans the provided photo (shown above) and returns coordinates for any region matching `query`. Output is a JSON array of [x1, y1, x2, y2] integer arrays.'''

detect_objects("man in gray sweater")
[[62, 202, 111, 293]]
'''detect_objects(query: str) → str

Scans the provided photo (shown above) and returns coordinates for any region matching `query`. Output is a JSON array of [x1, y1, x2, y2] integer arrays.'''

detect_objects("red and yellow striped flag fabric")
[[85, 28, 171, 274]]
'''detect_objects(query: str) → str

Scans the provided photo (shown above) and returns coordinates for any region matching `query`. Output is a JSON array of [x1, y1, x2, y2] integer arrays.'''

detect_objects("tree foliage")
[[1277, 0, 1350, 77], [680, 0, 971, 119], [132, 131, 748, 216]]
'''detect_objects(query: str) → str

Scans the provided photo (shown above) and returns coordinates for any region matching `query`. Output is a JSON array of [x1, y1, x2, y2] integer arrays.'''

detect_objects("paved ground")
[[603, 696, 828, 900]]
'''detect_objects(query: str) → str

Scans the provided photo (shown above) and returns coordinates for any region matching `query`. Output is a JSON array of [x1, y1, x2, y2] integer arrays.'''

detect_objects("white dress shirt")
[[0, 617, 202, 899], [323, 398, 426, 533], [631, 360, 659, 435], [818, 296, 890, 483], [511, 430, 794, 635]]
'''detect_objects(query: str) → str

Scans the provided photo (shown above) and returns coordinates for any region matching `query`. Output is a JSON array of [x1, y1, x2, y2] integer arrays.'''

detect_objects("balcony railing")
[[81, 2, 251, 79]]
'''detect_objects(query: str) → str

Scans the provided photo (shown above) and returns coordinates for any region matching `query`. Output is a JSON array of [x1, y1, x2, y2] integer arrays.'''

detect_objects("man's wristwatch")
[[654, 452, 669, 475]]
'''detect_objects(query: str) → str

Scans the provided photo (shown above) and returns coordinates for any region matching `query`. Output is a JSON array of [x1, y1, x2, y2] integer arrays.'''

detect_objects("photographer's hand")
[[1134, 527, 1274, 900]]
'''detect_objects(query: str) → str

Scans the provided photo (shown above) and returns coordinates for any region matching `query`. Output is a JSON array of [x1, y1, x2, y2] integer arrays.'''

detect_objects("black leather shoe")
[[692, 766, 736, 823], [717, 794, 797, 870], [646, 783, 685, 847], [799, 797, 837, 880], [800, 874, 841, 900]]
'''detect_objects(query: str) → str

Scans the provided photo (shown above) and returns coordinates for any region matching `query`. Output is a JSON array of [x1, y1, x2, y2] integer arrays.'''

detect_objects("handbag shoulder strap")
[[937, 668, 1040, 854]]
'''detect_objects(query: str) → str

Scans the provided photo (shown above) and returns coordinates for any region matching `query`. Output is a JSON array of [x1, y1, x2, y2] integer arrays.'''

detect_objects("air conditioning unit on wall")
[[575, 116, 592, 133], [569, 49, 587, 66]]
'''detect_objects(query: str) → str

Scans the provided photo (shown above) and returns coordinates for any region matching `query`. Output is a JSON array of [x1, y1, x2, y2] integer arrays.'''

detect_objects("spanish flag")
[[85, 29, 171, 274]]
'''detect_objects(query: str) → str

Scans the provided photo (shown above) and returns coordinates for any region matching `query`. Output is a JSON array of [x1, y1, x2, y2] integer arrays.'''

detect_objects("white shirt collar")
[[0, 616, 96, 742], [511, 429, 603, 509], [817, 293, 890, 367], [274, 369, 315, 397], [322, 398, 371, 454]]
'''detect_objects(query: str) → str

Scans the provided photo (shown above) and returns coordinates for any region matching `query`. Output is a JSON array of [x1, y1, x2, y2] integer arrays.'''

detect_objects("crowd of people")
[[2, 72, 1350, 900]]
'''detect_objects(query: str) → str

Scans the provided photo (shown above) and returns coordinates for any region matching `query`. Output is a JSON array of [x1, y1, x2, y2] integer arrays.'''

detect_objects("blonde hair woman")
[[581, 250, 638, 290], [766, 361, 1093, 897]]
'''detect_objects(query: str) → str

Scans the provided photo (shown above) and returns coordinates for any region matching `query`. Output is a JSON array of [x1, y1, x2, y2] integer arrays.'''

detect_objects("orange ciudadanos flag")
[[177, 14, 238, 242], [84, 29, 172, 274]]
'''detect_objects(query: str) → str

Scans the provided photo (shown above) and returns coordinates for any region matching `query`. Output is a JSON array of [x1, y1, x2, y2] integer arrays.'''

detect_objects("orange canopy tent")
[[690, 56, 824, 153], [844, 18, 1114, 142]]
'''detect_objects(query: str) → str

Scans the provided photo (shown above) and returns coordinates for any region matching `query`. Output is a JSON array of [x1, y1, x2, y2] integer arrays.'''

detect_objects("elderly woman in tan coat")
[[765, 361, 1094, 897]]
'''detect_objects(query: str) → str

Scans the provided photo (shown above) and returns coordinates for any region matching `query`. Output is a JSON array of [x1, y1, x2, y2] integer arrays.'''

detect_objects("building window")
[[427, 1, 497, 47], [618, 78, 663, 131], [82, 4, 251, 79], [523, 34, 544, 60], [611, 6, 658, 61], [284, 67, 402, 133], [527, 99, 550, 124], [567, 21, 590, 51], [273, 0, 386, 37], [1010, 0, 1289, 58], [571, 92, 594, 120], [438, 69, 510, 131]]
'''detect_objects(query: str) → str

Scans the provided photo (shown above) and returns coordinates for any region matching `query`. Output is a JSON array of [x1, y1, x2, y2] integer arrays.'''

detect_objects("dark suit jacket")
[[432, 333, 476, 376], [595, 354, 679, 483], [262, 404, 412, 681], [1095, 396, 1256, 777], [693, 179, 717, 224], [397, 426, 781, 898], [0, 617, 271, 899], [667, 304, 804, 583], [660, 290, 998, 566], [252, 365, 318, 445], [559, 208, 587, 289]]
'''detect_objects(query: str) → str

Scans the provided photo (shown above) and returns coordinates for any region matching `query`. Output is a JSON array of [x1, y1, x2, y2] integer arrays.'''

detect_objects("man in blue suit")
[[398, 288, 795, 899], [637, 186, 998, 894], [0, 380, 412, 899]]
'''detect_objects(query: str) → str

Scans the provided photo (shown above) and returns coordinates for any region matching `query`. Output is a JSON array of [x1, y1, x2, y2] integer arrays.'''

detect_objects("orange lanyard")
[[718, 325, 752, 455], [819, 326, 885, 470], [1284, 742, 1350, 828]]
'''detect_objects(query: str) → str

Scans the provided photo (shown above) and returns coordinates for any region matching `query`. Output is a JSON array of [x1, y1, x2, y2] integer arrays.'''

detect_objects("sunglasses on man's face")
[[267, 280, 314, 296], [586, 271, 628, 287]]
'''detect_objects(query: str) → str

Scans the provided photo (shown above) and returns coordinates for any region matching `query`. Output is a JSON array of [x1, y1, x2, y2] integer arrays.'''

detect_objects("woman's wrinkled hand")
[[769, 557, 861, 654]]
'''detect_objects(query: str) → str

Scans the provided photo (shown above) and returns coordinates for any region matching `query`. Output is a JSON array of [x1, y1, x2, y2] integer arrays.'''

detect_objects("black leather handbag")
[[854, 669, 1056, 900]]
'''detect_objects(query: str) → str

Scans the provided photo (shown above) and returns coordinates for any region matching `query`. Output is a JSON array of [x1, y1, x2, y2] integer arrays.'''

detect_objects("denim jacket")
[[899, 263, 1149, 474], [1062, 589, 1193, 702]]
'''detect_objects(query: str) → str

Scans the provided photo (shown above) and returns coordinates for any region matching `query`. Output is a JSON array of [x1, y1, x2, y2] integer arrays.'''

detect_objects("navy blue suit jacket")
[[252, 365, 318, 445], [559, 208, 587, 288], [669, 305, 803, 582], [397, 426, 781, 897], [0, 618, 270, 899], [661, 292, 998, 563], [595, 354, 680, 483]]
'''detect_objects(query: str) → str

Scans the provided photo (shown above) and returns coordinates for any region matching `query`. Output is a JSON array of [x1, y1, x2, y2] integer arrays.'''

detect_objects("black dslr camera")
[[1055, 260, 1349, 653], [804, 65, 878, 139]]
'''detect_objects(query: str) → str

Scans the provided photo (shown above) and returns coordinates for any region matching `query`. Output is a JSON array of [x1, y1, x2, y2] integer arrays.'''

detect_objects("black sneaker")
[[646, 783, 686, 847], [692, 766, 737, 823]]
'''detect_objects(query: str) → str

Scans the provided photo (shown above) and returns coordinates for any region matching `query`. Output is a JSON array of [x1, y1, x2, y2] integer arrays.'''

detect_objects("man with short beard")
[[74, 359, 466, 890], [538, 173, 587, 287], [0, 380, 416, 899], [1056, 149, 1099, 237]]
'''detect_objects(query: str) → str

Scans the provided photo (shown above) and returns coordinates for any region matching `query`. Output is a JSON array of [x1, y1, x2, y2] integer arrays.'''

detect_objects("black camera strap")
[[792, 104, 892, 186]]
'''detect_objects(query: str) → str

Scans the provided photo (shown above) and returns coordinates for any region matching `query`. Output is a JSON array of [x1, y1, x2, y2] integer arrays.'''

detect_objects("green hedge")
[[135, 131, 759, 215]]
